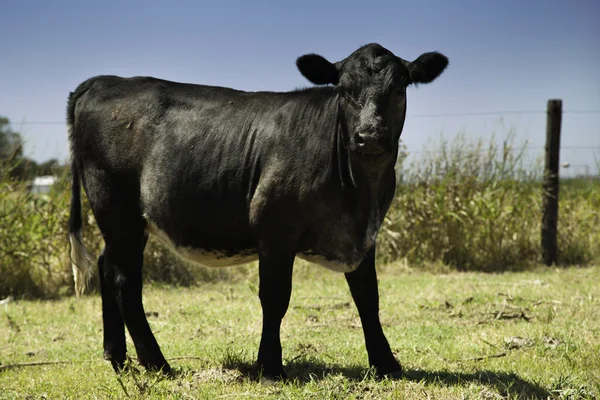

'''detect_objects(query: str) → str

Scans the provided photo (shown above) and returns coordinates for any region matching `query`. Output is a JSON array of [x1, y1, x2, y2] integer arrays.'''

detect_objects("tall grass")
[[1, 133, 599, 298], [556, 178, 600, 264], [0, 168, 72, 298], [0, 163, 237, 299], [378, 133, 600, 270]]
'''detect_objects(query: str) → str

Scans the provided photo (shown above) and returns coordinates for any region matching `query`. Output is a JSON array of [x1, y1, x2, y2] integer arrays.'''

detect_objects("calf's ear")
[[296, 54, 339, 85], [408, 52, 449, 84]]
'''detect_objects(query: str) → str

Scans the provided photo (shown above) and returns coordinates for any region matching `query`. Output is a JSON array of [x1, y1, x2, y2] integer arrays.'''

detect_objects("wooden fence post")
[[542, 99, 562, 266]]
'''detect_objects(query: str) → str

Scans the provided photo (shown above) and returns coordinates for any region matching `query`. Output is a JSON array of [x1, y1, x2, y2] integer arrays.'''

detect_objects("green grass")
[[2, 263, 599, 399]]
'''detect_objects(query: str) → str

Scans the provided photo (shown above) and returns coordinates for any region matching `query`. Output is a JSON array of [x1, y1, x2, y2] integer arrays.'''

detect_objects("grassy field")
[[1, 263, 599, 399]]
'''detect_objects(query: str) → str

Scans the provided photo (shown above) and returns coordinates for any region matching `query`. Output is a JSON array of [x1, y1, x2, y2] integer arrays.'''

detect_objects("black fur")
[[68, 43, 447, 379], [296, 54, 339, 85], [408, 52, 449, 84]]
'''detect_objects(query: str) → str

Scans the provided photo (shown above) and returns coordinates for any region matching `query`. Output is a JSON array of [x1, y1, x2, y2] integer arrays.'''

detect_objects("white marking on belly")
[[297, 253, 359, 273], [145, 219, 258, 268]]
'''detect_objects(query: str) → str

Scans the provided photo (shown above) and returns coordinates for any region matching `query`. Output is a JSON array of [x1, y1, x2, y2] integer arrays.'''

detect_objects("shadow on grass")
[[221, 357, 550, 399], [403, 368, 550, 399]]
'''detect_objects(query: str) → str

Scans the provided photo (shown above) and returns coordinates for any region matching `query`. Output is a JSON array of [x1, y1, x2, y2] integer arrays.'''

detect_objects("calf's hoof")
[[251, 365, 287, 383], [381, 369, 403, 379], [144, 361, 173, 376], [376, 362, 403, 380], [104, 351, 127, 374]]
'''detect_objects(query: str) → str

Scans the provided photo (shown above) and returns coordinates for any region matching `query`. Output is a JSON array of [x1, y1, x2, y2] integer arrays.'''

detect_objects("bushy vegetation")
[[379, 134, 600, 270], [1, 133, 599, 299], [0, 162, 238, 298], [0, 175, 72, 298]]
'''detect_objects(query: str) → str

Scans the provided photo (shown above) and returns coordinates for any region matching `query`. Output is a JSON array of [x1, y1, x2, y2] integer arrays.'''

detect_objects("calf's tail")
[[69, 162, 94, 296], [68, 89, 94, 296]]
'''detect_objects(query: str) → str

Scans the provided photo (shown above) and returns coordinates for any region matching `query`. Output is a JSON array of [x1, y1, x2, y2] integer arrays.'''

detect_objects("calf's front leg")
[[345, 246, 402, 378], [256, 251, 295, 380]]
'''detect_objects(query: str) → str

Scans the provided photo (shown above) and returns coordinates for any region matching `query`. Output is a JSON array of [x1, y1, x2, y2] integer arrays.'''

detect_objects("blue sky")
[[1, 0, 599, 175]]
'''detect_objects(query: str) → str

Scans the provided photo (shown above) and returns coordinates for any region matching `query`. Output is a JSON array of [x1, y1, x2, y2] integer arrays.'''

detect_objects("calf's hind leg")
[[101, 231, 171, 373], [98, 249, 126, 372], [85, 167, 169, 373], [99, 234, 151, 372]]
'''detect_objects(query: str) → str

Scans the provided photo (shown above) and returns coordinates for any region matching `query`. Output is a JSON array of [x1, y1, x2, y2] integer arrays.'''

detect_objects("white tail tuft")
[[69, 232, 94, 296]]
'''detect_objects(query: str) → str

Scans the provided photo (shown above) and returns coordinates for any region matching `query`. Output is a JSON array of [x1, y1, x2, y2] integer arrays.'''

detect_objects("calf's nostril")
[[355, 133, 385, 154], [357, 134, 379, 147]]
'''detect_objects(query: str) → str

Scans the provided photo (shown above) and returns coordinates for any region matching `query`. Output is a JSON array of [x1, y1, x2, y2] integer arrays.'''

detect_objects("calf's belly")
[[145, 219, 259, 267], [297, 253, 360, 273], [145, 218, 363, 272]]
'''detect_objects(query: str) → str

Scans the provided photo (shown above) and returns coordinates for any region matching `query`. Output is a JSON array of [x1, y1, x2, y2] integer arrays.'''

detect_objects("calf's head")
[[297, 43, 448, 157]]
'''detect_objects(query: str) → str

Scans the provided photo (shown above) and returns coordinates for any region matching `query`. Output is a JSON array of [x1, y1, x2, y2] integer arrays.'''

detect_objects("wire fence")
[[6, 108, 600, 179], [8, 109, 600, 125]]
